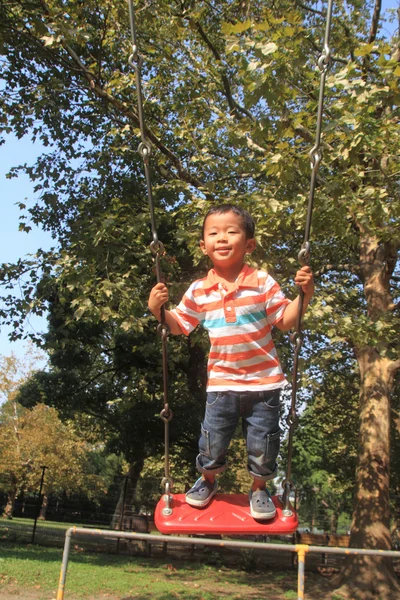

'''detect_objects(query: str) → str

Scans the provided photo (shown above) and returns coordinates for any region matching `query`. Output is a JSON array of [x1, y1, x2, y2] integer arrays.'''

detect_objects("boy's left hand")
[[294, 266, 314, 297]]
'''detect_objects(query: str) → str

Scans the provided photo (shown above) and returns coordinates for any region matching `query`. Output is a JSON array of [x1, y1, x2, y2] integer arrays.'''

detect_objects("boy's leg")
[[186, 391, 239, 507], [244, 389, 281, 519]]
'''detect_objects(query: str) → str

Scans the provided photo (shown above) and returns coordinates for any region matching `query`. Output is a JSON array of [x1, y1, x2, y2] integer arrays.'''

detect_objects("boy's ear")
[[246, 238, 256, 254], [200, 240, 208, 255]]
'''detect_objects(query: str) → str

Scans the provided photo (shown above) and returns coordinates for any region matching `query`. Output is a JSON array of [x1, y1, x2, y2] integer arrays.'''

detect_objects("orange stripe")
[[207, 374, 286, 387], [265, 282, 282, 300], [209, 339, 275, 362], [209, 323, 271, 346], [266, 298, 290, 315], [192, 282, 215, 297], [196, 299, 224, 312], [179, 296, 203, 314], [209, 359, 280, 375], [233, 294, 266, 307], [174, 308, 199, 329]]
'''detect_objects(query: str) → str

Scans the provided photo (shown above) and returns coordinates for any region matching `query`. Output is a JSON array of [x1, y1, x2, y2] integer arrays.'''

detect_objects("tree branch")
[[363, 0, 382, 72], [61, 42, 209, 193], [368, 0, 382, 44], [315, 263, 361, 278], [188, 18, 255, 122], [388, 359, 400, 376]]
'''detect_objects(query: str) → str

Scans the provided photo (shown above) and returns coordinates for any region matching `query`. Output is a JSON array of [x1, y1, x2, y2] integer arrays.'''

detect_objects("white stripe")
[[208, 381, 287, 392], [209, 363, 282, 378], [209, 351, 278, 367]]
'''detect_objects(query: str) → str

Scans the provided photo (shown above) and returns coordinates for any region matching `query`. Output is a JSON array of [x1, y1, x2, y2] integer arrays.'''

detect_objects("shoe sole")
[[250, 506, 277, 520], [185, 486, 218, 508]]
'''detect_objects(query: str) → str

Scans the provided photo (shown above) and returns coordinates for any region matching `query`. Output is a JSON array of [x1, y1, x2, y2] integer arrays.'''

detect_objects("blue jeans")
[[196, 389, 281, 481]]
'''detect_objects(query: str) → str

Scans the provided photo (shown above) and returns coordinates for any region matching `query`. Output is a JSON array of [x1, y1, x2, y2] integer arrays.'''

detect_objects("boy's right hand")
[[148, 282, 169, 317]]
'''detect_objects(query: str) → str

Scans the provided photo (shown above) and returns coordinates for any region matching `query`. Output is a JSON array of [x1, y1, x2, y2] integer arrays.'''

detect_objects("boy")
[[148, 204, 314, 519]]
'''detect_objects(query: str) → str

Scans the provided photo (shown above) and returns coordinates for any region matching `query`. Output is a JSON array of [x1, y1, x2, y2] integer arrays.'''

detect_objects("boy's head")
[[201, 204, 255, 240]]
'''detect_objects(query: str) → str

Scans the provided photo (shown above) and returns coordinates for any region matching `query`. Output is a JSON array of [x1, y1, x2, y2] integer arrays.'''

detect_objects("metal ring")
[[281, 479, 292, 490], [138, 141, 152, 158], [298, 241, 310, 265], [309, 147, 322, 169], [286, 413, 297, 428], [318, 48, 332, 72], [160, 407, 173, 423], [157, 322, 170, 339], [290, 331, 303, 351], [128, 54, 138, 71], [161, 477, 173, 492], [150, 240, 165, 255]]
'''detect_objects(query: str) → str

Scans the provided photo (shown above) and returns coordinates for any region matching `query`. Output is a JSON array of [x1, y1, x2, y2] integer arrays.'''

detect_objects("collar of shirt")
[[202, 264, 260, 293]]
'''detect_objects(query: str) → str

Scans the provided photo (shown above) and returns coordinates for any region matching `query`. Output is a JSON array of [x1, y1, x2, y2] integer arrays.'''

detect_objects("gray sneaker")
[[249, 488, 276, 520], [185, 477, 218, 507]]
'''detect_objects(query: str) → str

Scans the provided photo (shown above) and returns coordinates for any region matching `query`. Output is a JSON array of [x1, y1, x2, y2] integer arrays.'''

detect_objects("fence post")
[[117, 475, 129, 554], [31, 465, 47, 544]]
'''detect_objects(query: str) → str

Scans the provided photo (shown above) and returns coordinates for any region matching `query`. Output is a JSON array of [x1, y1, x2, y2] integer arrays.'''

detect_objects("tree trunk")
[[334, 235, 400, 599], [330, 510, 338, 534], [2, 487, 17, 519], [111, 458, 144, 529], [39, 494, 48, 520]]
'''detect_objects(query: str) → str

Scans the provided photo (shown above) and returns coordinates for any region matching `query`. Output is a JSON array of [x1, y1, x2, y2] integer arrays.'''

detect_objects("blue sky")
[[0, 1, 398, 362], [0, 134, 53, 362]]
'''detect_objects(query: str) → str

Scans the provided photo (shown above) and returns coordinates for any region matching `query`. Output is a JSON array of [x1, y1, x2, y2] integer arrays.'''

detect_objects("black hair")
[[201, 204, 255, 240]]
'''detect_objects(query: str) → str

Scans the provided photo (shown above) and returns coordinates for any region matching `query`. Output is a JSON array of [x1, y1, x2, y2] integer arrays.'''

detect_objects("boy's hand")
[[148, 282, 169, 316], [294, 266, 315, 297]]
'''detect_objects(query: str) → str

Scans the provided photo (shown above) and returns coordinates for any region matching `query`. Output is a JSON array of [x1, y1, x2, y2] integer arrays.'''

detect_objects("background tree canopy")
[[0, 2, 399, 598]]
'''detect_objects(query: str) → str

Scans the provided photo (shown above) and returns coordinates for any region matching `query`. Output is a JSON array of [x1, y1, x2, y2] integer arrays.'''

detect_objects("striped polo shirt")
[[172, 264, 291, 392]]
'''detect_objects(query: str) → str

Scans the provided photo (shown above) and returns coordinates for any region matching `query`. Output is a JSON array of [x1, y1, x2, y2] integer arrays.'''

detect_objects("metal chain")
[[282, 0, 334, 515], [127, 1, 173, 497]]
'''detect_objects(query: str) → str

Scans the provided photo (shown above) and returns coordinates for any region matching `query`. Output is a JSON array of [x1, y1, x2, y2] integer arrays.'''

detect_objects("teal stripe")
[[204, 310, 266, 330]]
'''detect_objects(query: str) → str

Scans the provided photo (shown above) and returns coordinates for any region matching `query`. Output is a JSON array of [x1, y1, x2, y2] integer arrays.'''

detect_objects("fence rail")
[[55, 526, 400, 600]]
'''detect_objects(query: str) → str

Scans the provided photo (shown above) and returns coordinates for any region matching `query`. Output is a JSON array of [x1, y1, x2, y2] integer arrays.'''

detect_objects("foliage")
[[0, 353, 113, 513], [0, 2, 399, 593]]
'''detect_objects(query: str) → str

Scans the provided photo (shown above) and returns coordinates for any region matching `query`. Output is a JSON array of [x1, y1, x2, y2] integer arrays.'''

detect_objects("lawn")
[[0, 541, 343, 600]]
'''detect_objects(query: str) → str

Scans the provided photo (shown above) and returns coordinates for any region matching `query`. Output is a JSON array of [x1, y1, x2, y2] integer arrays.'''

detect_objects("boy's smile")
[[200, 211, 256, 279]]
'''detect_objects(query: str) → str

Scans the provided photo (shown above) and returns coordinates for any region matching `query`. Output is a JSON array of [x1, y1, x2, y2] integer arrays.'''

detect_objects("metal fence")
[[1, 470, 399, 573]]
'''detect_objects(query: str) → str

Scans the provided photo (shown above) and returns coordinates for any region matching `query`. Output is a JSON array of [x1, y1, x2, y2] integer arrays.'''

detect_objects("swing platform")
[[154, 493, 298, 536]]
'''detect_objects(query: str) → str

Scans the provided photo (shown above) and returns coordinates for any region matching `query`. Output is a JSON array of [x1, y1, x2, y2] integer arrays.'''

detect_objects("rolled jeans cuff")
[[247, 463, 278, 481], [196, 454, 227, 476]]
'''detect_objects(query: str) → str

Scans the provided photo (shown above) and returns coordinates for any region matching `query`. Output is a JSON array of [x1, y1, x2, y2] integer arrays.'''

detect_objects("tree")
[[290, 345, 360, 532], [0, 351, 46, 517], [0, 353, 109, 518], [1, 2, 399, 597]]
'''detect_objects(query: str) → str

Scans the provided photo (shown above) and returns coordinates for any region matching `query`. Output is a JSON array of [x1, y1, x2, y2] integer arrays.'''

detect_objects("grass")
[[0, 540, 326, 600]]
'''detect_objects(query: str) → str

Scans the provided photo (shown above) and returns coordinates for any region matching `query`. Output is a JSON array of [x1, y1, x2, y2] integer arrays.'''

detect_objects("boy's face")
[[200, 211, 256, 270]]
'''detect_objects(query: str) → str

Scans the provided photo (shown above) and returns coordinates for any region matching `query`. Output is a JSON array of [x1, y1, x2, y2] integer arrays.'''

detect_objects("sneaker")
[[185, 477, 218, 507], [249, 488, 276, 520]]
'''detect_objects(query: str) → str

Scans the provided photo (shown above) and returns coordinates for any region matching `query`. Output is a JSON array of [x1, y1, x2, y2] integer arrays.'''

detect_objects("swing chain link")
[[298, 241, 310, 266], [283, 0, 334, 514], [128, 0, 173, 496], [317, 45, 332, 73]]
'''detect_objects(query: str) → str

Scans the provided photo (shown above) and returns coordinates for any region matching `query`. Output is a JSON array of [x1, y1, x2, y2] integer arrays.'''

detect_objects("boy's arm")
[[275, 266, 315, 332], [148, 282, 184, 335]]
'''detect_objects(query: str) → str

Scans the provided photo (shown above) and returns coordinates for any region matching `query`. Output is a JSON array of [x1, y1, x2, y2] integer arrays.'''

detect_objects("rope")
[[282, 0, 334, 514], [127, 0, 173, 494]]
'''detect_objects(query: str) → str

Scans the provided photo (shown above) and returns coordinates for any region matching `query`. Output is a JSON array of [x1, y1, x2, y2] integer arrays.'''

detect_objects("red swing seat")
[[154, 492, 298, 536]]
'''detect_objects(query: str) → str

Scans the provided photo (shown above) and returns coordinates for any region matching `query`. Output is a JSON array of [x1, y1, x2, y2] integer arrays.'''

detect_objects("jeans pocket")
[[199, 424, 211, 456], [263, 389, 281, 410], [266, 429, 281, 461], [206, 391, 221, 407]]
